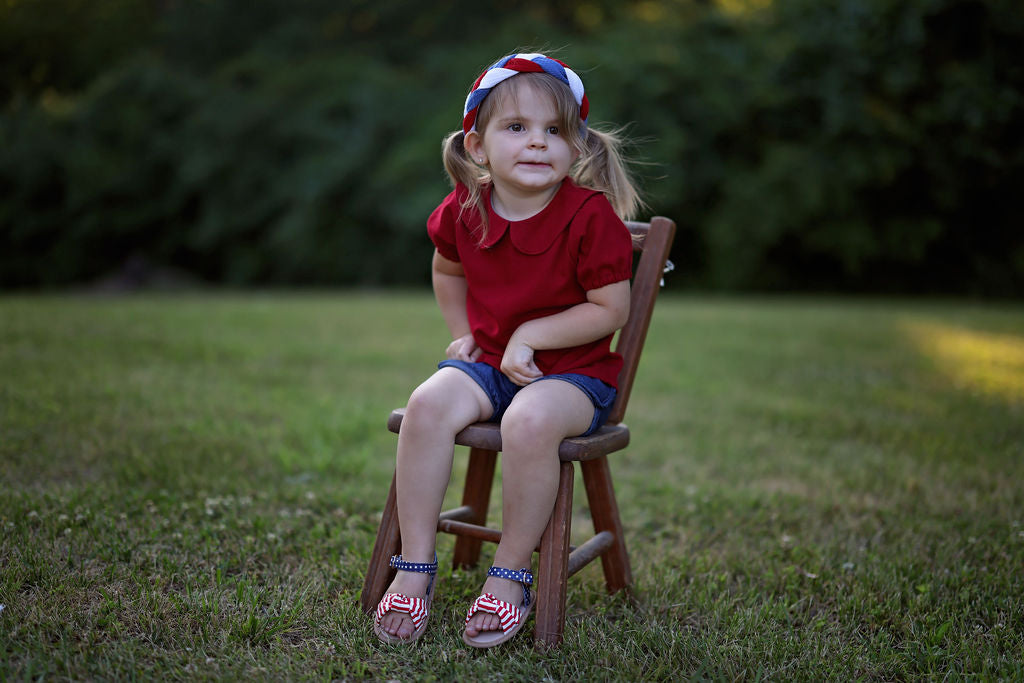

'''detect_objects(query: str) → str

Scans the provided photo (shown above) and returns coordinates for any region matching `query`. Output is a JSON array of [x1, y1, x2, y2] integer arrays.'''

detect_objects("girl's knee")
[[404, 370, 488, 432], [500, 403, 564, 450], [404, 383, 450, 426]]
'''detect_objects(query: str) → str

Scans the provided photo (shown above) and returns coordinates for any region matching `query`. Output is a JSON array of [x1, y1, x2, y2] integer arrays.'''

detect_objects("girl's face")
[[465, 79, 579, 215]]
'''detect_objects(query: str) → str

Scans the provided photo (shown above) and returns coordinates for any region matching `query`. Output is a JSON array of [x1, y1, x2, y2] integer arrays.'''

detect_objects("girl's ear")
[[464, 131, 487, 166]]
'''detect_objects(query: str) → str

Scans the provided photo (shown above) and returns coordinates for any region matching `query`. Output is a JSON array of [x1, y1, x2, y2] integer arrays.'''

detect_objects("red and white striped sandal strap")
[[464, 592, 522, 634], [375, 592, 428, 631]]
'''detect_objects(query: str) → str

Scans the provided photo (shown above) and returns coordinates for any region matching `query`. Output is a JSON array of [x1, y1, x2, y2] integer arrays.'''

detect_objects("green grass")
[[2, 292, 1022, 680]]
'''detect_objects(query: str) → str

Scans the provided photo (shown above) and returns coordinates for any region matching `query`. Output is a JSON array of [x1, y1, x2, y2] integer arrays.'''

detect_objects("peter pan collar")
[[470, 180, 602, 254]]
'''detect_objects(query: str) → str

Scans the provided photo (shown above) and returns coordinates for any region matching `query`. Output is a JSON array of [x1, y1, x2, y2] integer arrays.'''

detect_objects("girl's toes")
[[466, 611, 499, 636], [484, 613, 500, 632], [465, 614, 483, 636], [382, 612, 412, 638]]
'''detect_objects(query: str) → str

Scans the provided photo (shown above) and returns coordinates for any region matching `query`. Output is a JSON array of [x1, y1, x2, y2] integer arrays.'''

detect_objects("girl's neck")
[[489, 180, 564, 222]]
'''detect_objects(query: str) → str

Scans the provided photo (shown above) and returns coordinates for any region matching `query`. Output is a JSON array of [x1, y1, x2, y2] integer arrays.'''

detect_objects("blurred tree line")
[[1, 0, 1022, 293]]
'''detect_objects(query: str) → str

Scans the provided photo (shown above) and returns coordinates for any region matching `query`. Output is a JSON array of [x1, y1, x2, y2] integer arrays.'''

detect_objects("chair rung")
[[437, 518, 574, 555], [437, 518, 502, 543], [439, 505, 474, 522], [566, 531, 614, 578]]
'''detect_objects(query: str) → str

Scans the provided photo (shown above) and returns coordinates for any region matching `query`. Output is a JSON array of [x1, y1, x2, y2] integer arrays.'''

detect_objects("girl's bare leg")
[[464, 380, 593, 638], [378, 367, 492, 639]]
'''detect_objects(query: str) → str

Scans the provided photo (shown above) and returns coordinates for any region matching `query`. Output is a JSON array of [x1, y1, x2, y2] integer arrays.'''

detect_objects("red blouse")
[[427, 179, 633, 387]]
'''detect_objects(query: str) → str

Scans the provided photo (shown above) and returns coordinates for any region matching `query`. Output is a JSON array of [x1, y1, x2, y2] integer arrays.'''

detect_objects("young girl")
[[373, 52, 642, 648]]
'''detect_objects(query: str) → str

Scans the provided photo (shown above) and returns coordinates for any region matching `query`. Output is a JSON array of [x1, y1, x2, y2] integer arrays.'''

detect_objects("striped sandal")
[[462, 566, 533, 648], [373, 554, 437, 644]]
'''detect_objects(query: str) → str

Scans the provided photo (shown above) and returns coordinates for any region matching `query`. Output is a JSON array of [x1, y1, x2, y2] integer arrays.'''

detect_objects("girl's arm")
[[432, 250, 481, 362], [501, 280, 630, 386]]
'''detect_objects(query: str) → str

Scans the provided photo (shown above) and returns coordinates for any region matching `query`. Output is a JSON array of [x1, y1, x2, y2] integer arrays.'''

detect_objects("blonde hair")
[[442, 72, 642, 243]]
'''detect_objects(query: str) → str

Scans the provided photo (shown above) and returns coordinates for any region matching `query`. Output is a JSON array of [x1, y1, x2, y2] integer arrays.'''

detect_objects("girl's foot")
[[463, 566, 533, 648], [463, 574, 523, 637], [373, 555, 437, 644], [377, 571, 432, 639]]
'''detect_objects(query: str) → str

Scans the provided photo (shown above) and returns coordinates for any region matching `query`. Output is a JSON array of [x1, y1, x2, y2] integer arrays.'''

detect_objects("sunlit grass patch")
[[902, 319, 1024, 404]]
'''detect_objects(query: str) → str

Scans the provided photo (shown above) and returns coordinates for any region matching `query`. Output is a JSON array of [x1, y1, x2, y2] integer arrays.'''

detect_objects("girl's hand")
[[447, 334, 482, 362], [500, 339, 543, 386]]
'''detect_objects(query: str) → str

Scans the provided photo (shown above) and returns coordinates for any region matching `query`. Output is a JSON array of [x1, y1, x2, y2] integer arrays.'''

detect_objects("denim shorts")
[[437, 359, 617, 436]]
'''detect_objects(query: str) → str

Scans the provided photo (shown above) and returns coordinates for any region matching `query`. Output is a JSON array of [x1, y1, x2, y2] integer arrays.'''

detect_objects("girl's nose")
[[527, 129, 547, 148]]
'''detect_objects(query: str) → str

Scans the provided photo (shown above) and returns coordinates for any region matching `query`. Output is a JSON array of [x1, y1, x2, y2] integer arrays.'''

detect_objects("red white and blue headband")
[[462, 53, 589, 135]]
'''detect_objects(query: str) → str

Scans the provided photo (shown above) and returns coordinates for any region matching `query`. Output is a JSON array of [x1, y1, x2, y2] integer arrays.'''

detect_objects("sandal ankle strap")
[[486, 565, 533, 607], [389, 553, 438, 574]]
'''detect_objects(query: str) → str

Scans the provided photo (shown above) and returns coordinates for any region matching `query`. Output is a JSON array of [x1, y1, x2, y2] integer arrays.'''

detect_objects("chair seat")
[[387, 408, 630, 462]]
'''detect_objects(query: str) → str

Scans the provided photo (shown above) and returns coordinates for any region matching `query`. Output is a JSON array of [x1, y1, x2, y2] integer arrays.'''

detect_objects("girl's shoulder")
[[562, 180, 627, 233], [427, 185, 478, 258], [430, 183, 481, 228]]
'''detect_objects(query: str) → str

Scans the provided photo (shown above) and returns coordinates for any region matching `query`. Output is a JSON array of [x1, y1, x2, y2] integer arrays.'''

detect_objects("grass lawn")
[[1, 292, 1022, 680]]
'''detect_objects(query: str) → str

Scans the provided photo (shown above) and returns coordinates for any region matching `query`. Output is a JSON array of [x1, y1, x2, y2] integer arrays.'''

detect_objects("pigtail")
[[572, 126, 644, 222], [442, 131, 490, 239]]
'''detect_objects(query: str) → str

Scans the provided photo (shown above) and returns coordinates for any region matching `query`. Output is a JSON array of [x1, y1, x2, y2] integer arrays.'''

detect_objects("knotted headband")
[[462, 53, 589, 135]]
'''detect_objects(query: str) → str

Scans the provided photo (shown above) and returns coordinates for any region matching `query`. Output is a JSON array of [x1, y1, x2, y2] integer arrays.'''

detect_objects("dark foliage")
[[1, 0, 1021, 293]]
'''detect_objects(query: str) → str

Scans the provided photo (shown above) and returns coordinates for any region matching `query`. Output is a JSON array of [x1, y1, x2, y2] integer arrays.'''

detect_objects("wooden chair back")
[[608, 217, 677, 424]]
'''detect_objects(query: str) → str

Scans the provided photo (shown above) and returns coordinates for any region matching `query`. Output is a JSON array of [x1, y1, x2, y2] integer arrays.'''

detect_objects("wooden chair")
[[360, 216, 676, 647]]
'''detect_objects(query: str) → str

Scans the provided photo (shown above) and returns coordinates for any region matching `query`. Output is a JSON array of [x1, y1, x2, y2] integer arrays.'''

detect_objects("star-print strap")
[[486, 565, 533, 607], [388, 554, 438, 574]]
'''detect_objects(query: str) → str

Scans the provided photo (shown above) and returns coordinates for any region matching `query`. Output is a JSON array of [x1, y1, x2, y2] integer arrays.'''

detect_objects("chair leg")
[[533, 461, 574, 648], [451, 447, 497, 569], [581, 456, 632, 594], [360, 471, 401, 614]]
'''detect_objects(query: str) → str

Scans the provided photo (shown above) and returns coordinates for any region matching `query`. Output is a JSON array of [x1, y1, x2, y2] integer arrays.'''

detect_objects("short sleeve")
[[574, 195, 634, 291], [427, 190, 462, 263]]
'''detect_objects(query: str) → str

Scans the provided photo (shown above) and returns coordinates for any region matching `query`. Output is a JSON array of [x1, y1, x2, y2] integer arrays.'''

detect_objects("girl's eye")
[[547, 126, 560, 135], [508, 123, 524, 132]]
